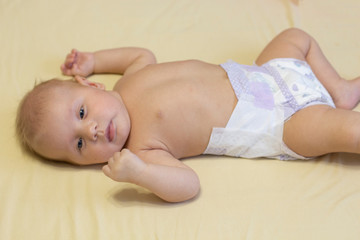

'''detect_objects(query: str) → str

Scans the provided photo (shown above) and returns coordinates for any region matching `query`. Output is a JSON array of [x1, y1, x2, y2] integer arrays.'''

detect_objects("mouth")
[[105, 120, 116, 142]]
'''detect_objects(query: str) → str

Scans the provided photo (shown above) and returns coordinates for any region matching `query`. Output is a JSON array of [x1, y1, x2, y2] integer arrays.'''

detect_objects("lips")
[[105, 120, 115, 142]]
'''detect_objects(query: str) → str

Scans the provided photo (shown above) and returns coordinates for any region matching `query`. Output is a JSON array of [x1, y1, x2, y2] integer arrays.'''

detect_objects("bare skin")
[[254, 28, 360, 157], [53, 28, 360, 202]]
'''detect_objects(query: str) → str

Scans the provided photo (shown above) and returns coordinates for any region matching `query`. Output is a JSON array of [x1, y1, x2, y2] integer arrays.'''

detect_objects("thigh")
[[255, 28, 308, 65], [283, 105, 360, 157]]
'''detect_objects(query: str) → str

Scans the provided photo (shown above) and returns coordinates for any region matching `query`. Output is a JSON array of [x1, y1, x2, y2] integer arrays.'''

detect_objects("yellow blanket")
[[2, 0, 360, 239]]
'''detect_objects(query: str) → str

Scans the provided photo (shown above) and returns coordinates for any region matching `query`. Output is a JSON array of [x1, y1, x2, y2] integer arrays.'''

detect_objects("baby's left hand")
[[102, 149, 147, 184]]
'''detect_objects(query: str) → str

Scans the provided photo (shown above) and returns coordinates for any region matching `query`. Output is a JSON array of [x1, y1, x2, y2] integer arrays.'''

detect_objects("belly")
[[145, 89, 237, 158], [120, 61, 237, 158]]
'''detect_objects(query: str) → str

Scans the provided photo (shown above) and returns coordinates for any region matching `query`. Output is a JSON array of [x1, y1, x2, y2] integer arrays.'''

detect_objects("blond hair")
[[16, 79, 75, 155]]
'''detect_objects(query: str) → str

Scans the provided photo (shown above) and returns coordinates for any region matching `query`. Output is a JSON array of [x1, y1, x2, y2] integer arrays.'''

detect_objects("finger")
[[114, 151, 122, 158], [102, 165, 112, 178], [121, 148, 130, 154], [65, 52, 77, 68], [60, 64, 66, 73], [61, 62, 71, 71], [73, 51, 78, 65], [60, 64, 72, 76], [107, 156, 114, 167], [72, 63, 82, 75]]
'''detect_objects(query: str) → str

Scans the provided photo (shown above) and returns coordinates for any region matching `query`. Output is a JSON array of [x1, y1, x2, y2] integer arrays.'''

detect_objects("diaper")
[[204, 58, 335, 160]]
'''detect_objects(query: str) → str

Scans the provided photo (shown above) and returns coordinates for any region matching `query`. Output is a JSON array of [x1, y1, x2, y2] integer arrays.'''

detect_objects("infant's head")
[[16, 77, 130, 165]]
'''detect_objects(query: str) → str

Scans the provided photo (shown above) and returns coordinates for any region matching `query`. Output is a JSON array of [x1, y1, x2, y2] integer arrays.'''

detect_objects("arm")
[[61, 47, 156, 77], [93, 47, 156, 76], [102, 149, 200, 203]]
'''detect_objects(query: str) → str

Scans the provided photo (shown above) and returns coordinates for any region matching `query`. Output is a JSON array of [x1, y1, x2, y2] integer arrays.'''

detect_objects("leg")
[[256, 28, 360, 110], [284, 105, 360, 157]]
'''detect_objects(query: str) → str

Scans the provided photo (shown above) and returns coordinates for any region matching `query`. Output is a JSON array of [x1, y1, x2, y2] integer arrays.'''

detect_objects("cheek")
[[95, 97, 122, 115], [86, 144, 119, 163]]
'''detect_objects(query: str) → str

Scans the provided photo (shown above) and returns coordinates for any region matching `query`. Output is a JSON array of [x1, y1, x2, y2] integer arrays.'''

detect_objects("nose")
[[83, 120, 99, 141]]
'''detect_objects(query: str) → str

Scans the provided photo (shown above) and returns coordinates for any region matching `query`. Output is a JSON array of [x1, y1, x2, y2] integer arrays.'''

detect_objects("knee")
[[282, 27, 308, 36], [347, 124, 360, 153], [330, 110, 360, 154]]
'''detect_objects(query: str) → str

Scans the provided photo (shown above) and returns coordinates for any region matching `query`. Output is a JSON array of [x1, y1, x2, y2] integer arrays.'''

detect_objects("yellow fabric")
[[2, 0, 360, 239]]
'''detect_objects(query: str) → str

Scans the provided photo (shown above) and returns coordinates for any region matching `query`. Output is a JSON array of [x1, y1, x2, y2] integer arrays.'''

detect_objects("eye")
[[77, 138, 83, 150], [79, 106, 85, 119]]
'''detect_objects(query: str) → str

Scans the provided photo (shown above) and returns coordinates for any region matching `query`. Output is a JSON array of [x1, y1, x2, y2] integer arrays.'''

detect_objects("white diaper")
[[204, 58, 335, 160]]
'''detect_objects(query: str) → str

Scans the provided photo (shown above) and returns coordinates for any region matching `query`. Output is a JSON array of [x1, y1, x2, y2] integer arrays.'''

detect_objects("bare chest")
[[116, 62, 237, 158]]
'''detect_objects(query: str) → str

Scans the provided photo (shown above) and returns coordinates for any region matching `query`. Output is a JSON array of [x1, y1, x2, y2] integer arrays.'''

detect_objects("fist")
[[102, 149, 147, 183], [60, 49, 95, 77]]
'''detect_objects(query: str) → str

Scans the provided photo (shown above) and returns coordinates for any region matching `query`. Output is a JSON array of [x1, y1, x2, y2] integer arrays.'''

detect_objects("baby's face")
[[33, 83, 130, 165]]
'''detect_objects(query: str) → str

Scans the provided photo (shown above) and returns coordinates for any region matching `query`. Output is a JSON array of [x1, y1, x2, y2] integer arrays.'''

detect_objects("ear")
[[74, 75, 105, 90]]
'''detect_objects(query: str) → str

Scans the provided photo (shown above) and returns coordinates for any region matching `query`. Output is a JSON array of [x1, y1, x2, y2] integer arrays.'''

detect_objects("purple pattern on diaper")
[[220, 61, 300, 117], [220, 61, 247, 99], [292, 84, 299, 91], [262, 64, 301, 116], [248, 81, 275, 110], [220, 59, 334, 120], [221, 61, 271, 101]]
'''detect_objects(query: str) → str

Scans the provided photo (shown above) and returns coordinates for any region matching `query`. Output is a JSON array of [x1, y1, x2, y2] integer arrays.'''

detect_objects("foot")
[[333, 77, 360, 110]]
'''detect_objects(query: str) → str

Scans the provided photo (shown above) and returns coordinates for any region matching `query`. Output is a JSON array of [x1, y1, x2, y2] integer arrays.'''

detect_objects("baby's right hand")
[[60, 49, 95, 77], [102, 149, 147, 184]]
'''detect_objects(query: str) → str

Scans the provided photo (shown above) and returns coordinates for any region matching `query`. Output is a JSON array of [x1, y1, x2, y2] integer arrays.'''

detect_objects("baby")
[[16, 28, 360, 202]]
